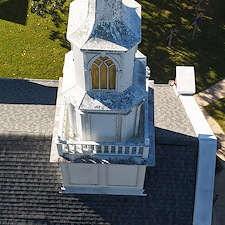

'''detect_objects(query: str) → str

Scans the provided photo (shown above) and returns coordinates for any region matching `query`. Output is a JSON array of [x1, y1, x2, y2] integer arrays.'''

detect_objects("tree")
[[30, 0, 66, 18]]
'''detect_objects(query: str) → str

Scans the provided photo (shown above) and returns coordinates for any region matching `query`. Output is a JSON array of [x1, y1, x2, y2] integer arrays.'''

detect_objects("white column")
[[193, 134, 217, 225], [179, 95, 217, 225]]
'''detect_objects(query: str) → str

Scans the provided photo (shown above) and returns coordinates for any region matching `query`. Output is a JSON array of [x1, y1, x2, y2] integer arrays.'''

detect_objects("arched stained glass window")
[[91, 56, 116, 89]]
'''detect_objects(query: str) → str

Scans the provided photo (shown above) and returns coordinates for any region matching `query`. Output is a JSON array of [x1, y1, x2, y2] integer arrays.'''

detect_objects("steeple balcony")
[[56, 95, 151, 165]]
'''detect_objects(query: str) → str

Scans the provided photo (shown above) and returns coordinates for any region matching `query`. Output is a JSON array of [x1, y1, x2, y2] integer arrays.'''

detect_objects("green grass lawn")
[[0, 0, 72, 80], [138, 0, 225, 92], [0, 0, 225, 90], [204, 98, 225, 132]]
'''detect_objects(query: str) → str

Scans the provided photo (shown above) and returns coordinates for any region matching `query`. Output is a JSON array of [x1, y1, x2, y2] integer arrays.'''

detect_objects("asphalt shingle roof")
[[0, 79, 198, 225]]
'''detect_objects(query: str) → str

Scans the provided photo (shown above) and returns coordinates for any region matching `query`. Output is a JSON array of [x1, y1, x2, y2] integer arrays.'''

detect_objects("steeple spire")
[[67, 0, 141, 51]]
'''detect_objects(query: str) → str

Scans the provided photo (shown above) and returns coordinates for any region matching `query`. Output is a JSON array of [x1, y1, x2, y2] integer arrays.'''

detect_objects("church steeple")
[[54, 0, 154, 196]]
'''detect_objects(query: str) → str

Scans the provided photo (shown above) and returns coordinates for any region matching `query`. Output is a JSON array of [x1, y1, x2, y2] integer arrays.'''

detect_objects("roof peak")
[[67, 0, 141, 50]]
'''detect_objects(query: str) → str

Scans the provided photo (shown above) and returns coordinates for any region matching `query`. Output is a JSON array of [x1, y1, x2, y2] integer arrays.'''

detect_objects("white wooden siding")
[[90, 114, 117, 142]]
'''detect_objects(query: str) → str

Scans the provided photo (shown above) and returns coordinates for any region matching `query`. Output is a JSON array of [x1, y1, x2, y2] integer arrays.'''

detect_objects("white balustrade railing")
[[57, 141, 149, 159]]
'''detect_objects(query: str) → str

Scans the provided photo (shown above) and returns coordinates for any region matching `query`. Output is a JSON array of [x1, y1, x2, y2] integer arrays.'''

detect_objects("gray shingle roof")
[[0, 79, 198, 225], [0, 78, 57, 136]]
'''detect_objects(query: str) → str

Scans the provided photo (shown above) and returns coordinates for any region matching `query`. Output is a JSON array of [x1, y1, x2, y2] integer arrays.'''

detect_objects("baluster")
[[90, 145, 92, 153], [122, 146, 125, 154], [115, 146, 118, 154], [74, 144, 76, 153], [87, 144, 89, 152], [129, 146, 132, 155], [93, 145, 96, 154]]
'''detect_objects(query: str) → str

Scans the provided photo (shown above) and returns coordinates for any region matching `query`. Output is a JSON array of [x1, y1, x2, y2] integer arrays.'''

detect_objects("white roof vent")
[[175, 66, 196, 95]]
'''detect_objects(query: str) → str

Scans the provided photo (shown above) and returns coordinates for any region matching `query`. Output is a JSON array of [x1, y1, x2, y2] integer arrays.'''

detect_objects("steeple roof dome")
[[67, 0, 141, 51]]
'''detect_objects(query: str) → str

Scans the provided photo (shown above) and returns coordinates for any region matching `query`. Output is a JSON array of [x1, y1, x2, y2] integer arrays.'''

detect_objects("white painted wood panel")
[[90, 114, 117, 142]]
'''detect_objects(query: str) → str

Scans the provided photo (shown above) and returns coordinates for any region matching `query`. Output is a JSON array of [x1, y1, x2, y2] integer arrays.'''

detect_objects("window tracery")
[[91, 56, 116, 89]]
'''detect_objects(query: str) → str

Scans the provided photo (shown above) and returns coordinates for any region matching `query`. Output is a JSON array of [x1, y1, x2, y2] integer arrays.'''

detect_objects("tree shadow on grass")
[[204, 98, 225, 131], [138, 0, 225, 91], [49, 30, 70, 50], [138, 0, 196, 83], [49, 10, 70, 50], [0, 0, 28, 25]]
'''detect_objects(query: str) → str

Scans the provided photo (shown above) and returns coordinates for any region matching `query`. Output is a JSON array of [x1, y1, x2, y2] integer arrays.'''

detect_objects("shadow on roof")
[[0, 0, 28, 25], [0, 128, 199, 224], [155, 127, 198, 144], [0, 79, 57, 105], [72, 128, 198, 224]]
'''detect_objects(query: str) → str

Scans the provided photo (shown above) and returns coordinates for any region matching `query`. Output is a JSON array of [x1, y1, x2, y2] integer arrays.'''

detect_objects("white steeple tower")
[[54, 0, 155, 195]]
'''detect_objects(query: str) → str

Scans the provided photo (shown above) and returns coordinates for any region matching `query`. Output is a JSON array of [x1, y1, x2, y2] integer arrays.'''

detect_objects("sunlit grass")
[[138, 0, 225, 92], [204, 98, 225, 132], [0, 0, 72, 80], [0, 0, 225, 90]]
